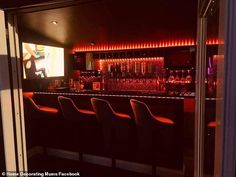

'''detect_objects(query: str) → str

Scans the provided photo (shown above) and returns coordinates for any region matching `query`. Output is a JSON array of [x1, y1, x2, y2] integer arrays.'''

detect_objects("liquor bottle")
[[121, 63, 126, 77], [141, 62, 146, 76], [134, 61, 140, 76], [101, 75, 105, 91], [110, 64, 114, 78], [114, 63, 118, 77], [160, 68, 167, 93], [117, 63, 121, 77], [156, 75, 160, 92], [147, 61, 152, 77]]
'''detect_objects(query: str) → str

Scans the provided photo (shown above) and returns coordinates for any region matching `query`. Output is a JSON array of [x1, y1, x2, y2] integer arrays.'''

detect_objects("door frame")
[[196, 0, 236, 177], [0, 10, 20, 173], [221, 0, 236, 176], [1, 0, 236, 176]]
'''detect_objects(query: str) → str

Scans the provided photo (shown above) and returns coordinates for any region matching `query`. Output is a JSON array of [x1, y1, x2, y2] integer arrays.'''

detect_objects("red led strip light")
[[73, 38, 223, 52]]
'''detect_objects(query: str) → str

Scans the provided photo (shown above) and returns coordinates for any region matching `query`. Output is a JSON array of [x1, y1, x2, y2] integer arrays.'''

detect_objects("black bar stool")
[[58, 96, 98, 157], [91, 97, 132, 167], [130, 99, 175, 176], [204, 121, 218, 174], [23, 95, 59, 150], [58, 96, 95, 121]]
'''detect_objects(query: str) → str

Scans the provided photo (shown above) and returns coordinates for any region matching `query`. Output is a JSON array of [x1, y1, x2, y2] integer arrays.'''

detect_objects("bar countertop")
[[32, 91, 221, 101], [33, 91, 187, 100]]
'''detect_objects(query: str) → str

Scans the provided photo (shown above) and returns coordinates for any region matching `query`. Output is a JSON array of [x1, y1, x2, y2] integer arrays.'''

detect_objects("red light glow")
[[73, 38, 223, 53], [100, 57, 164, 63], [97, 57, 164, 70], [206, 38, 224, 45]]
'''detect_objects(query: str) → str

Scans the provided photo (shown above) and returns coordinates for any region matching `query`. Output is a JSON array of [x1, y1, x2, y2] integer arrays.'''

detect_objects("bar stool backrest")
[[23, 92, 34, 99], [130, 99, 153, 126], [58, 96, 80, 120], [23, 95, 40, 114], [91, 97, 115, 151], [91, 97, 114, 124]]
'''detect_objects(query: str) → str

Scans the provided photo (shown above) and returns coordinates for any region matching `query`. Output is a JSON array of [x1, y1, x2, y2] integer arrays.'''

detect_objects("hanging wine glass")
[[167, 70, 175, 95], [180, 70, 187, 95], [159, 68, 167, 93], [186, 69, 192, 83], [168, 70, 175, 83], [175, 70, 180, 83], [185, 69, 193, 95], [180, 70, 186, 83]]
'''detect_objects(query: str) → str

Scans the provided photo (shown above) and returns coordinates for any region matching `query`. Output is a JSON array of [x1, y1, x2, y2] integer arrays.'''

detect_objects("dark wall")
[[17, 0, 198, 49], [18, 0, 198, 91]]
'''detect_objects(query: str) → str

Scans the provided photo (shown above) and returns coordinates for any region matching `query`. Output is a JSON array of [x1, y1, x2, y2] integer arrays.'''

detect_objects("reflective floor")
[[28, 155, 153, 177]]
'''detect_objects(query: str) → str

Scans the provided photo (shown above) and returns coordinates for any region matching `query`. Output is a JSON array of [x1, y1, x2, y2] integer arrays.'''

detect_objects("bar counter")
[[32, 91, 217, 114], [32, 91, 185, 135], [32, 91, 217, 146], [32, 90, 219, 99], [32, 91, 186, 116], [25, 91, 217, 170], [35, 90, 187, 99]]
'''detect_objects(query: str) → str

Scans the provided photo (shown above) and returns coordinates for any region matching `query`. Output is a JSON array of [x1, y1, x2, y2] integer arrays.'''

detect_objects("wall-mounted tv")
[[22, 42, 64, 79]]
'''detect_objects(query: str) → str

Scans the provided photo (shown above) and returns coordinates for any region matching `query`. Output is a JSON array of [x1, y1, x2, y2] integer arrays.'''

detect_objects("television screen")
[[22, 42, 64, 79]]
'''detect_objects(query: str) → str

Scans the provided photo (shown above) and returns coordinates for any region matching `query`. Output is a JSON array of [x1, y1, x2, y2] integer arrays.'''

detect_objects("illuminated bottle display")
[[74, 45, 197, 95], [95, 57, 166, 93]]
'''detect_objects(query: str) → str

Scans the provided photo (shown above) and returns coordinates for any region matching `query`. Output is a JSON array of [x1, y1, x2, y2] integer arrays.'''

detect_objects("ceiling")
[[6, 0, 198, 50], [0, 0, 54, 9]]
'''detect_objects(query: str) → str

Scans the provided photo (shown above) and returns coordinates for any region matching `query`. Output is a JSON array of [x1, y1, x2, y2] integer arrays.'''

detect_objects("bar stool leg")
[[112, 157, 115, 169], [152, 164, 156, 177], [152, 133, 156, 177], [42, 146, 47, 157], [79, 152, 83, 162]]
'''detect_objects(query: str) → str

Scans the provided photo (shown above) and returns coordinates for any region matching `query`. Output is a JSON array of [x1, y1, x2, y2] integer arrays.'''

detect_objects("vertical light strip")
[[195, 17, 207, 177], [0, 10, 17, 172]]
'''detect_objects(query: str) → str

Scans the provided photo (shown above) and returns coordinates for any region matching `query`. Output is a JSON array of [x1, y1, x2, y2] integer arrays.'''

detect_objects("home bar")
[[15, 0, 222, 176], [22, 41, 219, 177]]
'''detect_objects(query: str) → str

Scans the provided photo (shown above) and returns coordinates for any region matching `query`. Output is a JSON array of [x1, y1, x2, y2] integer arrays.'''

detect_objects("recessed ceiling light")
[[51, 21, 58, 25], [90, 41, 95, 45]]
